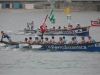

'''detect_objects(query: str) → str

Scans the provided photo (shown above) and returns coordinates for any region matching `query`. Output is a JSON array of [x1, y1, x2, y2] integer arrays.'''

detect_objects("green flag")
[[48, 9, 55, 23]]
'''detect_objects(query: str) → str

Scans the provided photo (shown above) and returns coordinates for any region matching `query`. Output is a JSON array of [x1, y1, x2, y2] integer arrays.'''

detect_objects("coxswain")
[[87, 36, 96, 43], [49, 36, 55, 44], [39, 36, 44, 44], [57, 37, 63, 44], [62, 36, 66, 44], [78, 36, 86, 44], [44, 37, 49, 44], [1, 31, 13, 42], [33, 37, 39, 44], [30, 21, 34, 30]]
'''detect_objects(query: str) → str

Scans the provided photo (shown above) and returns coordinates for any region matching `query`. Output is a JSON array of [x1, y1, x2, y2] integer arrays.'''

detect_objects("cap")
[[74, 36, 76, 39]]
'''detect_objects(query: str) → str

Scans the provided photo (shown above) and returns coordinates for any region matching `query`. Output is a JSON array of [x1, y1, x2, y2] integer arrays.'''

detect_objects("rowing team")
[[46, 23, 89, 31], [24, 36, 96, 44], [1, 31, 96, 44]]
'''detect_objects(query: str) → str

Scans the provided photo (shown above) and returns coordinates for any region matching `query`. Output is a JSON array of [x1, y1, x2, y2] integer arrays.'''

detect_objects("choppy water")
[[0, 9, 100, 75]]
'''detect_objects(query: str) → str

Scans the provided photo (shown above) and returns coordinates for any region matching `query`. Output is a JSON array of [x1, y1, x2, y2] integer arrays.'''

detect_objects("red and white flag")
[[40, 14, 48, 33]]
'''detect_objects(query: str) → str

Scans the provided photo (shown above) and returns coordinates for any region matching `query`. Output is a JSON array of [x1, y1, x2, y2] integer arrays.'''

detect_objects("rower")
[[49, 36, 55, 44], [57, 26, 61, 31], [27, 37, 32, 48], [63, 26, 67, 30], [44, 37, 49, 44], [69, 37, 76, 44], [74, 36, 77, 44], [57, 37, 63, 44], [52, 27, 55, 31], [1, 31, 13, 43], [68, 23, 71, 30], [50, 25, 53, 30], [33, 37, 39, 44], [87, 36, 96, 43], [28, 37, 32, 43], [76, 23, 81, 28], [62, 36, 66, 44], [45, 25, 48, 31], [24, 38, 28, 43], [78, 36, 86, 44], [39, 36, 44, 44]]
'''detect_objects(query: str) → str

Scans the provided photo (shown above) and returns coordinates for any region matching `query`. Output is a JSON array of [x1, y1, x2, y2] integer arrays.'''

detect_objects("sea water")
[[0, 9, 100, 75]]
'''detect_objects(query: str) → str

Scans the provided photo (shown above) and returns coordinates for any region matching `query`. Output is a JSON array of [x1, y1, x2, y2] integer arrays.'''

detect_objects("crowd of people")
[[46, 23, 82, 31], [26, 21, 82, 31]]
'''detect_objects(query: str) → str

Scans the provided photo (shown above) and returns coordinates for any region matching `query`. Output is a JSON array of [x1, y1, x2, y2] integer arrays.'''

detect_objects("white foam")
[[0, 43, 6, 46]]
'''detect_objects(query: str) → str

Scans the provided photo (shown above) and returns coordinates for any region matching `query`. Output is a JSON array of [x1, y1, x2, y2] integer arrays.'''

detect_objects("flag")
[[40, 14, 48, 33], [48, 9, 55, 23], [63, 7, 70, 14]]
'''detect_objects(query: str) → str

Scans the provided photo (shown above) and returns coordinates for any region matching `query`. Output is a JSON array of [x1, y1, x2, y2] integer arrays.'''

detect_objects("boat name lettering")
[[51, 46, 87, 49], [62, 30, 76, 34]]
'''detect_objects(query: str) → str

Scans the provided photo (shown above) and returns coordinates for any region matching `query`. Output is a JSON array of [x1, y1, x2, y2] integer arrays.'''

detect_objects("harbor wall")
[[0, 1, 100, 11]]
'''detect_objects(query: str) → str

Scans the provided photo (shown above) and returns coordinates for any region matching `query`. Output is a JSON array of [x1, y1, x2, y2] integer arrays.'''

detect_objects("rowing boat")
[[24, 26, 90, 36], [91, 20, 100, 26], [0, 41, 100, 52]]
